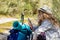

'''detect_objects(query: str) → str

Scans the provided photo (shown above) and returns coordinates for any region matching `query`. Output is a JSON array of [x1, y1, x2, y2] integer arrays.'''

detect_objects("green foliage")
[[0, 0, 60, 21], [52, 0, 60, 21], [0, 0, 40, 16], [8, 2, 17, 7], [0, 1, 8, 15]]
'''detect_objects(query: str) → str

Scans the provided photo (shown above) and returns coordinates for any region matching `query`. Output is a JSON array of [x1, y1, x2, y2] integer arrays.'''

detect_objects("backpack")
[[37, 32, 46, 40], [7, 29, 19, 40]]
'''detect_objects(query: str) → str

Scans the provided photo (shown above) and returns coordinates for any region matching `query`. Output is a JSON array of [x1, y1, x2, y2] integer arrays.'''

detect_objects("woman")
[[29, 5, 60, 40]]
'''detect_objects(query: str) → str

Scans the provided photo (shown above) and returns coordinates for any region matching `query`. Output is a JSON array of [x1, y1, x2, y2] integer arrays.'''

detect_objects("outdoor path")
[[0, 18, 18, 24], [0, 17, 35, 24]]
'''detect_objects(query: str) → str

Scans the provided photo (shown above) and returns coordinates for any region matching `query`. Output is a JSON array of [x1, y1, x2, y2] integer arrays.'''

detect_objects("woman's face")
[[38, 11, 44, 20], [38, 11, 44, 25], [38, 11, 43, 18]]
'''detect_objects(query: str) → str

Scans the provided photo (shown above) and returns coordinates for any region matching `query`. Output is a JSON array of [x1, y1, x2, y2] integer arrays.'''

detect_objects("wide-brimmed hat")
[[38, 5, 52, 14]]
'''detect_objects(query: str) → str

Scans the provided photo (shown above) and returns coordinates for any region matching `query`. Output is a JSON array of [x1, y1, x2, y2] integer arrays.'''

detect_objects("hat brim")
[[38, 8, 52, 15]]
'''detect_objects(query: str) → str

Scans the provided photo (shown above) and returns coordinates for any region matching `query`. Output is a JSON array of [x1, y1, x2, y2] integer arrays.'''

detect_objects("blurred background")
[[0, 0, 60, 34]]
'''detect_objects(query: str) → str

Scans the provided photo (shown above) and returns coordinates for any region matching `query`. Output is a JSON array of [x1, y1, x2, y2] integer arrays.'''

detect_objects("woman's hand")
[[28, 21, 33, 30], [28, 18, 33, 30]]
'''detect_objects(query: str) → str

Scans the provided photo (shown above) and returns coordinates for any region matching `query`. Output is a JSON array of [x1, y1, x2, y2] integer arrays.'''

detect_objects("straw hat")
[[38, 5, 52, 14]]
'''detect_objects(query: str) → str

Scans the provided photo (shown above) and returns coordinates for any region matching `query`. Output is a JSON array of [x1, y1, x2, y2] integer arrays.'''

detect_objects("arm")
[[28, 18, 38, 31], [34, 20, 53, 33], [28, 18, 33, 30]]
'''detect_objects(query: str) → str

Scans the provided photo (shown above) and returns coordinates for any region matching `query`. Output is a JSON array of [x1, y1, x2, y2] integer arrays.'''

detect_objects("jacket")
[[33, 19, 60, 40]]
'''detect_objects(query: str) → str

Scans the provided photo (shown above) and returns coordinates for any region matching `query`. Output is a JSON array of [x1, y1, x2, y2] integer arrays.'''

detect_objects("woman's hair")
[[38, 10, 60, 27]]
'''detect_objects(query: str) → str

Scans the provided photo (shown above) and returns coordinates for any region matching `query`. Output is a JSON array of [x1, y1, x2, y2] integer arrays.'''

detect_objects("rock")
[[0, 34, 7, 40]]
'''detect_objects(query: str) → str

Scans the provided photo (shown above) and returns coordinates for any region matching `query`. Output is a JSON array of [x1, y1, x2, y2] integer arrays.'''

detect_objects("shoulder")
[[36, 19, 53, 32], [42, 19, 51, 24], [41, 19, 53, 27]]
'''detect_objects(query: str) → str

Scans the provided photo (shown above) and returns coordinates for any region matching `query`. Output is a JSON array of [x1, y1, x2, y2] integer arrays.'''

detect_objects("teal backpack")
[[13, 21, 32, 40]]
